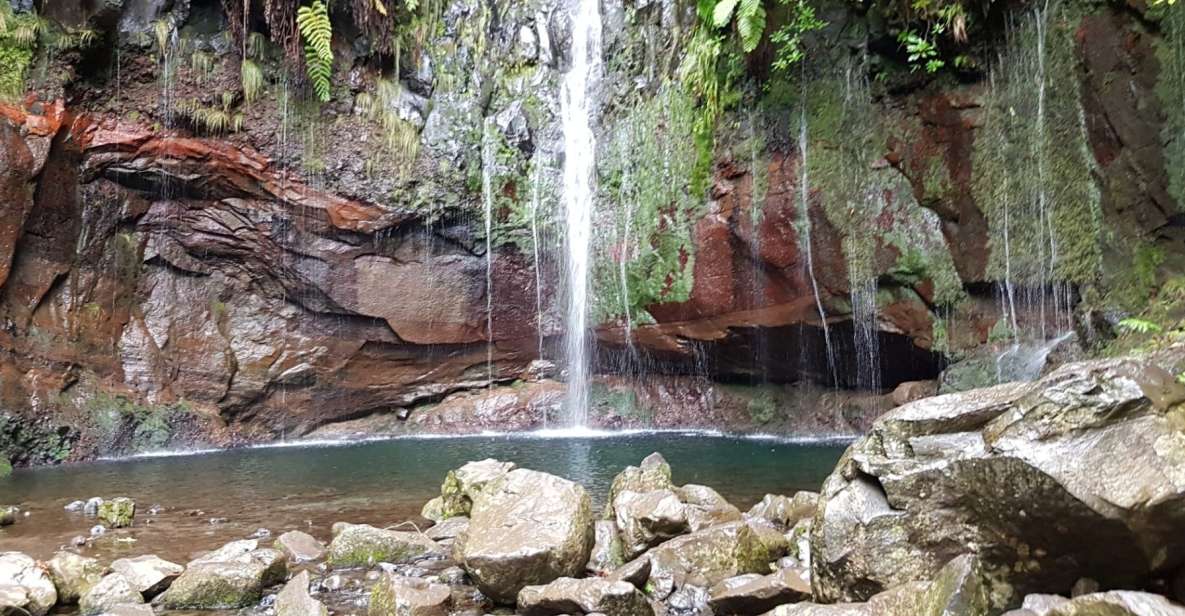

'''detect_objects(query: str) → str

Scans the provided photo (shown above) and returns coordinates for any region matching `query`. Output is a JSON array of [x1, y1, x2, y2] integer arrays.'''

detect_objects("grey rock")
[[608, 556, 652, 589], [97, 604, 155, 616], [613, 489, 689, 558], [456, 468, 593, 603], [518, 577, 653, 616], [421, 459, 516, 522], [677, 484, 742, 531], [0, 552, 57, 616], [327, 523, 444, 568], [707, 568, 810, 615], [813, 359, 1185, 606], [746, 493, 817, 530], [275, 530, 327, 563], [604, 453, 674, 519], [159, 540, 289, 609], [587, 520, 626, 576], [424, 517, 470, 542], [0, 508, 15, 527], [79, 574, 143, 616], [110, 555, 183, 597], [276, 571, 327, 616], [1048, 591, 1185, 616], [47, 551, 104, 604], [646, 522, 778, 600], [368, 574, 451, 616], [84, 498, 104, 516]]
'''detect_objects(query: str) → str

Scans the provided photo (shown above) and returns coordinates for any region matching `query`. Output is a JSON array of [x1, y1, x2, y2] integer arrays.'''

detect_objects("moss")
[[84, 392, 192, 455], [590, 383, 652, 423], [0, 454, 10, 478], [0, 42, 31, 100], [747, 391, 777, 425], [1157, 1, 1185, 210]]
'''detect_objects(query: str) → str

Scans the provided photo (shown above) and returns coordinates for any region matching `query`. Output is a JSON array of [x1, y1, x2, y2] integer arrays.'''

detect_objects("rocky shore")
[[3, 356, 1185, 616]]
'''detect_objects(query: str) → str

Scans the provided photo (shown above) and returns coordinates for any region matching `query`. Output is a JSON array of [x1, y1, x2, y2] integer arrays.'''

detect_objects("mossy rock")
[[327, 523, 444, 568], [0, 455, 11, 478], [97, 497, 136, 528]]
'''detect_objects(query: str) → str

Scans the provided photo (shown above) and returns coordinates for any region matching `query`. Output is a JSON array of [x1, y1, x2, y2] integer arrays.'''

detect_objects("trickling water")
[[796, 106, 838, 385], [529, 154, 547, 359], [617, 128, 635, 354], [481, 121, 497, 387], [850, 276, 881, 392], [560, 0, 603, 426]]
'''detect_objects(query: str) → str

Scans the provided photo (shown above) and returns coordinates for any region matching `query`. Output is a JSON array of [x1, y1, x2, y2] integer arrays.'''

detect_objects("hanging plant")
[[296, 0, 333, 102]]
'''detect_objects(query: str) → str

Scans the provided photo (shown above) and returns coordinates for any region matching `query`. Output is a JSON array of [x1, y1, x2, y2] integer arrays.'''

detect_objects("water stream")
[[559, 0, 603, 426], [796, 106, 838, 385]]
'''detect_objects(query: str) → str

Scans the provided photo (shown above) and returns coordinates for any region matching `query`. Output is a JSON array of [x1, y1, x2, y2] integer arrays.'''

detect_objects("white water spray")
[[560, 0, 602, 427]]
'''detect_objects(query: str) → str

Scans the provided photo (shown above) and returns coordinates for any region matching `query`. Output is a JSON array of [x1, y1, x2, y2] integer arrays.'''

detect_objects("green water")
[[0, 433, 847, 562]]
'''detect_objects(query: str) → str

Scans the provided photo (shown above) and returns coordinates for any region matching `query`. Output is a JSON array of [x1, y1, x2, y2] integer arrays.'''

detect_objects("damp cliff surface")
[[0, 0, 1183, 464]]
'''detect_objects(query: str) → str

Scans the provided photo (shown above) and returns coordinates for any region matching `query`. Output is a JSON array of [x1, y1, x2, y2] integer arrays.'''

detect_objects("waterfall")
[[559, 0, 602, 427], [850, 277, 881, 391], [481, 121, 496, 387], [529, 154, 547, 359], [796, 106, 838, 385]]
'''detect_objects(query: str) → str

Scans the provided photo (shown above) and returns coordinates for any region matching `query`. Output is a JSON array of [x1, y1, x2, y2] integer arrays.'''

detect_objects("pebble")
[[209, 517, 228, 525], [71, 535, 88, 547], [90, 525, 106, 537], [250, 528, 271, 538]]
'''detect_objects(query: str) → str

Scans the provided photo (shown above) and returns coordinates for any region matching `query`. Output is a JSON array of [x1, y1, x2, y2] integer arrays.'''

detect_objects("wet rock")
[[97, 498, 136, 528], [604, 453, 674, 518], [676, 484, 742, 531], [667, 585, 711, 616], [645, 522, 777, 600], [84, 498, 103, 516], [327, 523, 444, 568], [368, 574, 451, 616], [745, 492, 817, 530], [276, 530, 327, 563], [608, 556, 652, 589], [813, 359, 1185, 606], [1041, 591, 1185, 616], [424, 517, 470, 542], [159, 540, 288, 609], [97, 604, 155, 616], [65, 501, 85, 512], [79, 574, 144, 616], [47, 551, 104, 604], [706, 567, 811, 615], [110, 555, 183, 597], [456, 468, 594, 603], [90, 526, 106, 537], [518, 577, 653, 616], [0, 552, 57, 616], [890, 380, 938, 407], [613, 489, 689, 558], [0, 507, 15, 527], [276, 571, 327, 616], [786, 518, 812, 567], [421, 459, 516, 522], [587, 520, 626, 576]]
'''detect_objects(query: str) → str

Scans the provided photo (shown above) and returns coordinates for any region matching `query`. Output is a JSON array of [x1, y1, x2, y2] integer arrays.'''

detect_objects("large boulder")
[[455, 468, 594, 603], [604, 453, 674, 518], [46, 551, 103, 604], [275, 530, 327, 563], [518, 577, 653, 616], [587, 520, 626, 576], [1003, 591, 1185, 616], [812, 359, 1185, 606], [678, 484, 743, 531], [746, 492, 817, 531], [646, 521, 780, 600], [110, 555, 182, 597], [613, 489, 689, 558], [327, 523, 445, 568], [78, 574, 143, 616], [97, 498, 136, 528], [158, 540, 288, 610], [0, 552, 57, 616], [421, 459, 516, 521], [277, 570, 327, 616], [368, 574, 451, 616], [707, 568, 811, 615]]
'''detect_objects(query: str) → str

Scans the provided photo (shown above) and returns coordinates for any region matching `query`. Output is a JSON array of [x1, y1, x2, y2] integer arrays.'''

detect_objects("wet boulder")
[[812, 359, 1185, 606], [646, 521, 779, 600], [706, 568, 811, 615], [1003, 591, 1185, 616], [158, 540, 288, 610], [110, 555, 183, 597], [275, 530, 327, 563], [604, 453, 674, 518], [614, 489, 689, 558], [79, 574, 144, 616], [47, 551, 104, 604], [0, 552, 57, 616], [327, 523, 445, 568], [746, 492, 817, 530], [518, 577, 653, 616], [368, 574, 451, 616], [587, 520, 626, 576], [97, 498, 135, 528], [456, 468, 594, 603], [423, 517, 469, 543], [0, 507, 16, 526], [276, 571, 327, 616], [677, 484, 743, 531], [421, 459, 516, 522]]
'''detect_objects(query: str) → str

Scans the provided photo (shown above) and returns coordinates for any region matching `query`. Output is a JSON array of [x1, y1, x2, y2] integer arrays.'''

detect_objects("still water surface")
[[0, 432, 847, 563]]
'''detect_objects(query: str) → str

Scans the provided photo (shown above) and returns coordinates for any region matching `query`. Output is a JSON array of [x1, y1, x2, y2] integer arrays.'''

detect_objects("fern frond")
[[712, 0, 739, 28], [736, 0, 765, 52], [153, 18, 172, 55], [296, 0, 333, 102], [241, 58, 264, 103]]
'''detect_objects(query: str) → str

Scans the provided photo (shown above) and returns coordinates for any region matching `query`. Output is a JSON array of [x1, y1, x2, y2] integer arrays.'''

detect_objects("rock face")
[[456, 468, 594, 603], [812, 358, 1185, 606]]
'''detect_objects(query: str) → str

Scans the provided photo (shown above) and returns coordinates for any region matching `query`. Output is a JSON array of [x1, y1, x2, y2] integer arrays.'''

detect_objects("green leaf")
[[296, 0, 333, 102], [736, 0, 765, 52], [712, 0, 740, 28]]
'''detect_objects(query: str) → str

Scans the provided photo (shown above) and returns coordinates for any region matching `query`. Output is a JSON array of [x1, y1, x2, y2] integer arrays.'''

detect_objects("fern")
[[241, 58, 264, 103], [296, 0, 333, 102], [1118, 318, 1163, 335]]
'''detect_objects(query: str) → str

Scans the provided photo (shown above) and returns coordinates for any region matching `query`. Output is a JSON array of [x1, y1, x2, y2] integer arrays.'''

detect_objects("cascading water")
[[559, 0, 602, 427], [481, 121, 497, 387], [796, 106, 838, 385]]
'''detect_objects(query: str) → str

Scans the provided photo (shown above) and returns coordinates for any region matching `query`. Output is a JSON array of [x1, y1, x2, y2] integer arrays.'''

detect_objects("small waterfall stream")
[[481, 121, 496, 386], [796, 106, 838, 385], [559, 0, 603, 427]]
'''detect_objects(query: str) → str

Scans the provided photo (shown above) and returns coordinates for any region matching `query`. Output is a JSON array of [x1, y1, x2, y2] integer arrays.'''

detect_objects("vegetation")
[[296, 0, 333, 101]]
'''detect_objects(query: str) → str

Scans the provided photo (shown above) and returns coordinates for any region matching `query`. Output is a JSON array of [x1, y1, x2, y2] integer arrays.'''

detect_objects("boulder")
[[812, 359, 1185, 606], [0, 507, 15, 527], [110, 555, 183, 596], [276, 570, 327, 616], [79, 574, 143, 616], [368, 574, 451, 616], [275, 530, 327, 563], [746, 493, 817, 530], [646, 522, 778, 600], [677, 484, 743, 531], [158, 540, 288, 609], [604, 453, 674, 518], [587, 520, 626, 576], [47, 551, 104, 604], [890, 380, 938, 407], [423, 517, 469, 542], [1044, 591, 1185, 616], [707, 568, 811, 615], [518, 577, 653, 616], [327, 523, 445, 568], [97, 498, 135, 528], [456, 468, 594, 603], [421, 459, 516, 521], [83, 498, 103, 516], [0, 552, 57, 616], [613, 489, 689, 558]]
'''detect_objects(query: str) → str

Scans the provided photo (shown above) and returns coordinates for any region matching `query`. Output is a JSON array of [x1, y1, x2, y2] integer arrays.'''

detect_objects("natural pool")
[[0, 431, 849, 563]]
